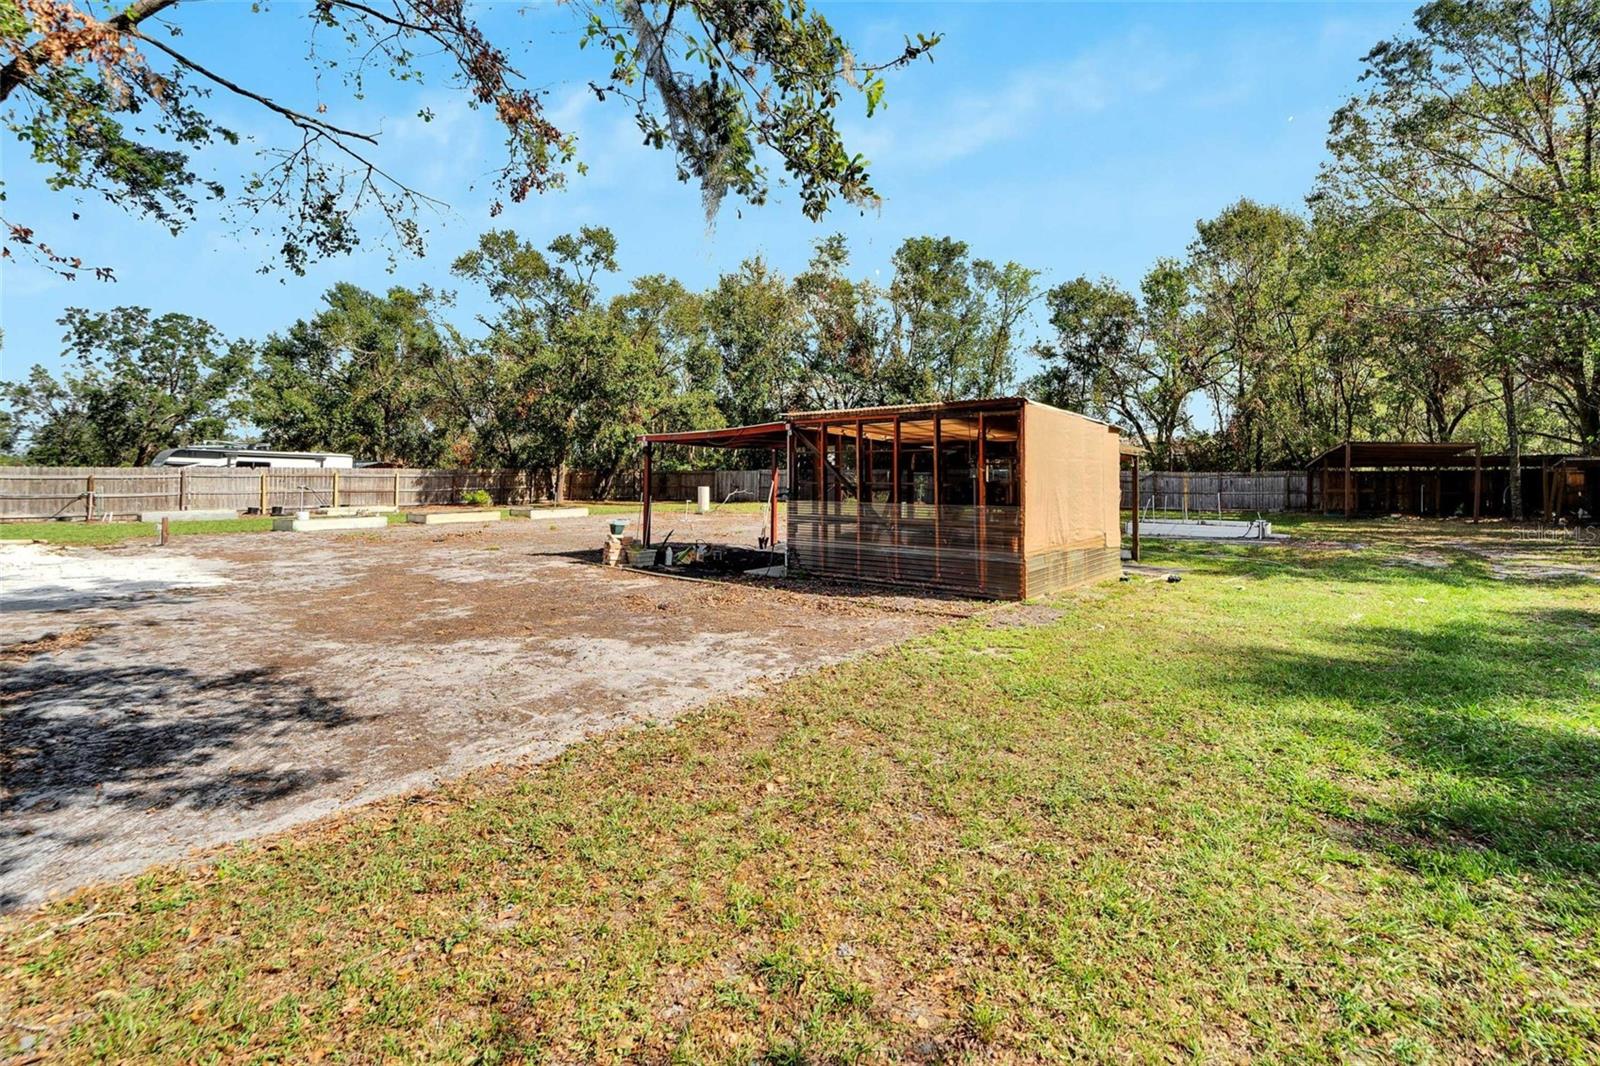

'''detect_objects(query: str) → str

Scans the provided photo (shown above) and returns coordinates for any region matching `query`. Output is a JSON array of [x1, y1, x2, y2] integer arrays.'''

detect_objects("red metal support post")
[[891, 417, 901, 581], [769, 449, 780, 555], [976, 412, 987, 591], [932, 415, 942, 581], [641, 442, 653, 547]]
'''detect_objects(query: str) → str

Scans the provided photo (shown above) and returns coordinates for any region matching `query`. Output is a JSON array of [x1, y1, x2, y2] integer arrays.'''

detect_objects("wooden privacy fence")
[[0, 466, 792, 521], [5, 465, 1309, 520], [649, 468, 788, 502], [1121, 470, 1310, 513], [0, 467, 539, 521]]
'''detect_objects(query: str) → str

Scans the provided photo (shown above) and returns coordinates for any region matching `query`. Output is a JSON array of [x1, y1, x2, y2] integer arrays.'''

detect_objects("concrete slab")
[[1125, 519, 1287, 541], [272, 514, 388, 533], [137, 509, 238, 523], [406, 509, 503, 525], [508, 506, 590, 520]]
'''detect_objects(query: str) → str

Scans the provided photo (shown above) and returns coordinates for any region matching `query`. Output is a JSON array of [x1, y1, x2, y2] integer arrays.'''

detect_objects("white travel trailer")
[[150, 443, 355, 469]]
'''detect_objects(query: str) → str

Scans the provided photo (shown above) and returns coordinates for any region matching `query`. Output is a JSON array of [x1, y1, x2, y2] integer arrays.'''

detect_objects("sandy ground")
[[0, 512, 982, 910]]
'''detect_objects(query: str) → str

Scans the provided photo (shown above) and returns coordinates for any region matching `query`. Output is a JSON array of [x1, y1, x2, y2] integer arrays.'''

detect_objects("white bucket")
[[697, 485, 711, 513]]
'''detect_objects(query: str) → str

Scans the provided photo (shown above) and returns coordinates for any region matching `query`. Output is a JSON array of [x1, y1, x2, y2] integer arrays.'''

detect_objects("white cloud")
[[855, 30, 1181, 169]]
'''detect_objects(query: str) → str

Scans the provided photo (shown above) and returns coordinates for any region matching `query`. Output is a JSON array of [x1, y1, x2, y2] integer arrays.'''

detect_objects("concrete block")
[[138, 509, 238, 523], [508, 506, 589, 520], [405, 509, 503, 525], [1124, 519, 1286, 541], [272, 514, 389, 533], [318, 505, 397, 516]]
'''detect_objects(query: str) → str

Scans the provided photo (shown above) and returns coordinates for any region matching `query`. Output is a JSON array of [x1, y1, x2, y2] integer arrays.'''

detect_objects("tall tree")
[[887, 235, 981, 400], [970, 257, 1042, 396], [612, 274, 724, 446], [251, 284, 449, 465], [1188, 200, 1310, 469], [1027, 262, 1215, 469], [704, 256, 806, 426], [791, 234, 905, 410], [2, 307, 248, 465], [1, 0, 938, 275], [1324, 0, 1600, 513], [433, 227, 665, 499]]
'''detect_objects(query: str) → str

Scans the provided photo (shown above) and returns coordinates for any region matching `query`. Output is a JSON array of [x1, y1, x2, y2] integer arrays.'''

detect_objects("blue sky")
[[0, 0, 1416, 383]]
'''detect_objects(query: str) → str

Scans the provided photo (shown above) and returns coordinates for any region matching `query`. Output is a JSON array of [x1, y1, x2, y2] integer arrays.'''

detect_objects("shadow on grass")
[[1154, 531, 1600, 589], [1233, 612, 1600, 878]]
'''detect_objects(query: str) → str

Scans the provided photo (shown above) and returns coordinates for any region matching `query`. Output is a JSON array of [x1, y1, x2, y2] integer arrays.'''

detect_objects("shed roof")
[[1307, 440, 1480, 469], [785, 396, 1027, 423], [638, 421, 788, 450], [638, 398, 1132, 452]]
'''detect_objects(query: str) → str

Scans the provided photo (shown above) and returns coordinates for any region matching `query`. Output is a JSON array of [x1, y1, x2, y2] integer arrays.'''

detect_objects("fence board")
[[0, 465, 793, 521], [1120, 470, 1309, 513], [8, 464, 1314, 520]]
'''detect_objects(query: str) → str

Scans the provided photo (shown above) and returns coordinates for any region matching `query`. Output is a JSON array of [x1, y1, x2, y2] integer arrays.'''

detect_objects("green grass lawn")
[[0, 517, 277, 545], [3, 521, 1598, 1062]]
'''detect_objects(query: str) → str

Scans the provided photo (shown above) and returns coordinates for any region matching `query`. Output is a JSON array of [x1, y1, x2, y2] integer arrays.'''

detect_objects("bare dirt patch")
[[0, 511, 980, 910], [0, 626, 103, 664]]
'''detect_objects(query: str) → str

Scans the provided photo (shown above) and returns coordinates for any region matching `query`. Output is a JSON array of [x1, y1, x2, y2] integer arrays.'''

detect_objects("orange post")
[[641, 443, 653, 547], [768, 449, 780, 555]]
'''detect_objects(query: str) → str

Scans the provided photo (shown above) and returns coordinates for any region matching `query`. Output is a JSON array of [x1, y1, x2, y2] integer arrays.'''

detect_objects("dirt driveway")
[[1, 512, 980, 910]]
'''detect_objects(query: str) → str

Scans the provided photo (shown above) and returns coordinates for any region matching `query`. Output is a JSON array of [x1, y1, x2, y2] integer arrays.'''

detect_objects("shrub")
[[460, 488, 493, 507]]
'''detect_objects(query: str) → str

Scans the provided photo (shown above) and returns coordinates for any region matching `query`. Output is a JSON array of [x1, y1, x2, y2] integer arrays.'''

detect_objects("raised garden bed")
[[272, 513, 388, 533], [508, 506, 589, 520], [138, 509, 238, 523], [405, 507, 503, 526]]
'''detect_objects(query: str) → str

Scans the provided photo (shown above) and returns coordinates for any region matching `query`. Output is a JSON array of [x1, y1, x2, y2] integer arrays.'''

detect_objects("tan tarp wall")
[[1022, 402, 1122, 554]]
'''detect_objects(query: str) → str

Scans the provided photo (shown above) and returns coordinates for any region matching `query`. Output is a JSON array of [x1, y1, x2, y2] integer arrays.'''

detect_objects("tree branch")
[[0, 0, 180, 101]]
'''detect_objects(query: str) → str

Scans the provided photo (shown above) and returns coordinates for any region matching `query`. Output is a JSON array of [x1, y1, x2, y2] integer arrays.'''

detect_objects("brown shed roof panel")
[[786, 397, 1027, 423], [1307, 441, 1480, 469], [639, 422, 789, 450]]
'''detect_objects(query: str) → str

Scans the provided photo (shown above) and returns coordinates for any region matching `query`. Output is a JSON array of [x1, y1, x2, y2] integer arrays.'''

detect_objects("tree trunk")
[[552, 462, 566, 504], [1501, 371, 1523, 521]]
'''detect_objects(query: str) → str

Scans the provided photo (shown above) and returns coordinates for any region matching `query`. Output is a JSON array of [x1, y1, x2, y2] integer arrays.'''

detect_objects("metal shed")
[[1308, 441, 1485, 519], [640, 398, 1131, 599], [1308, 440, 1584, 518]]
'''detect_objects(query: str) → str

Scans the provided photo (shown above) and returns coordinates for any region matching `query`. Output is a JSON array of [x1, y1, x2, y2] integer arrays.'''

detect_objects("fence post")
[[85, 474, 95, 522], [394, 470, 401, 508], [332, 470, 341, 508], [259, 471, 269, 515], [179, 467, 189, 511]]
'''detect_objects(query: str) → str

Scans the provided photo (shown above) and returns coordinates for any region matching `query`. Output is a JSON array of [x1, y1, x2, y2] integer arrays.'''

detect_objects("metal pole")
[[1130, 454, 1141, 562], [1473, 447, 1482, 522], [641, 443, 653, 547], [1344, 441, 1353, 517], [768, 449, 779, 555]]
